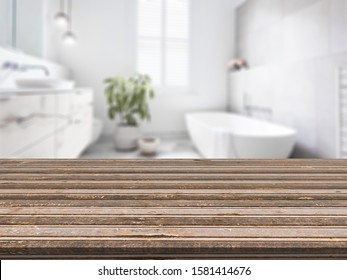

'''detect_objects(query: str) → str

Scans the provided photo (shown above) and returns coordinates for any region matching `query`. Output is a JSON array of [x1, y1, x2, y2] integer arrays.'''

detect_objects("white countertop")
[[0, 88, 91, 99]]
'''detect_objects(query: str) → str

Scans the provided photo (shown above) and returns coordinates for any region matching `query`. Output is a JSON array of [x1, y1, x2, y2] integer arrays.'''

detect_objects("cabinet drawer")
[[74, 89, 94, 107], [56, 106, 93, 158], [56, 90, 94, 130], [0, 95, 56, 157], [11, 135, 55, 159]]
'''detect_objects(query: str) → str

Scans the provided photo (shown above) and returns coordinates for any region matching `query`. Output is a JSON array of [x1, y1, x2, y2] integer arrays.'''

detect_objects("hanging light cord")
[[68, 0, 72, 31], [60, 0, 64, 12]]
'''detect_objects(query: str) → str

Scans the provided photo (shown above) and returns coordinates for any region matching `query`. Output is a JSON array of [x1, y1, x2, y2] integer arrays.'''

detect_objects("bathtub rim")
[[185, 111, 298, 139]]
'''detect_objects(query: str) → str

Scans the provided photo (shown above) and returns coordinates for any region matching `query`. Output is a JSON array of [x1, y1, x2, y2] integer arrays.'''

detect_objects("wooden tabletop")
[[1, 159, 347, 259]]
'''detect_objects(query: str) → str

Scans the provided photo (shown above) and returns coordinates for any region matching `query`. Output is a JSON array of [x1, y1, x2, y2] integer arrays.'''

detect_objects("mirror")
[[0, 0, 14, 48], [0, 0, 44, 57]]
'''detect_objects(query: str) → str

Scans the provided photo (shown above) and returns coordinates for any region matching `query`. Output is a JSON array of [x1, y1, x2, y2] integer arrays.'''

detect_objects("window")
[[137, 0, 190, 89]]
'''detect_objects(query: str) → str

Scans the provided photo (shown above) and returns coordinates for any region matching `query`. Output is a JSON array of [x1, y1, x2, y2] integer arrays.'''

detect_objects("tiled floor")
[[81, 136, 202, 159]]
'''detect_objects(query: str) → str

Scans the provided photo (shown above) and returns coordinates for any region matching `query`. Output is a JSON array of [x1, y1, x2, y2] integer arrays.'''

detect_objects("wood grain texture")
[[1, 159, 347, 259]]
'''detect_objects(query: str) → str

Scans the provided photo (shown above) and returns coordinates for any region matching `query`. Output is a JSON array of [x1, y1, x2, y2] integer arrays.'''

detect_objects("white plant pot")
[[114, 125, 141, 151]]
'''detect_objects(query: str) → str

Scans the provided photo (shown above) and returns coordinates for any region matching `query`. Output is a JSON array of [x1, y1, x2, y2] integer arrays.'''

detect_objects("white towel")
[[213, 127, 236, 158]]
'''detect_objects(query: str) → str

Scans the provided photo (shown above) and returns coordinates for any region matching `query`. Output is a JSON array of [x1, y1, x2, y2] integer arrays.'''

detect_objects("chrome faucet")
[[2, 61, 19, 71], [2, 61, 50, 76], [243, 92, 273, 118], [243, 92, 252, 115], [19, 64, 50, 76]]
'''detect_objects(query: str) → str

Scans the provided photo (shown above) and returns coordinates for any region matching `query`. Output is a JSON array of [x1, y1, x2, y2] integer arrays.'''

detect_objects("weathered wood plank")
[[1, 188, 347, 194], [3, 166, 347, 174], [2, 199, 347, 208], [1, 207, 347, 215], [2, 159, 347, 166], [3, 173, 347, 181], [2, 226, 347, 238], [2, 181, 347, 189], [1, 193, 347, 200], [1, 216, 346, 226]]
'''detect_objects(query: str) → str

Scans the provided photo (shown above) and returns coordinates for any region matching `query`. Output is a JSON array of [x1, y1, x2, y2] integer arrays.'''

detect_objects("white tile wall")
[[282, 0, 321, 16], [236, 1, 255, 39], [331, 0, 347, 54], [283, 0, 330, 63], [253, 0, 283, 31], [229, 71, 246, 114], [233, 0, 347, 158], [250, 22, 283, 66]]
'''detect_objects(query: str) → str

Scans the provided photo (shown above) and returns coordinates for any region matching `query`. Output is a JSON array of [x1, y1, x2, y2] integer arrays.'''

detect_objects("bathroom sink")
[[15, 78, 75, 90]]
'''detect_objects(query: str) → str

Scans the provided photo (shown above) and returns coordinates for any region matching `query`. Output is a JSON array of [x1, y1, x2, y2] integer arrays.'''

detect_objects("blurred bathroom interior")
[[0, 0, 345, 159]]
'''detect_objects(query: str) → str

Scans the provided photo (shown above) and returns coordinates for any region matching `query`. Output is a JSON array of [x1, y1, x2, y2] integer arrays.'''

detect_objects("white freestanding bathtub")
[[186, 112, 297, 159]]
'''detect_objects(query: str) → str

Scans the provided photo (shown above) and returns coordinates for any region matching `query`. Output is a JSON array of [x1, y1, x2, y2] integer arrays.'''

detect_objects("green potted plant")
[[104, 74, 155, 151]]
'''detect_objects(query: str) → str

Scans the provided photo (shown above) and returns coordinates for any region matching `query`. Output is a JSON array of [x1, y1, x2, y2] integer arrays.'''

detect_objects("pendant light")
[[63, 0, 77, 45], [54, 0, 69, 27]]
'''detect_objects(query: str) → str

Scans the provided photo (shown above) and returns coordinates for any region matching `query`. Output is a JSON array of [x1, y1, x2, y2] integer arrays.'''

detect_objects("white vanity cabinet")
[[0, 89, 94, 159], [56, 89, 94, 159]]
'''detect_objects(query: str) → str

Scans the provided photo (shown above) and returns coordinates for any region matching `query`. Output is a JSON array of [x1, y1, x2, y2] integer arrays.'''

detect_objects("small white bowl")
[[139, 137, 161, 156]]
